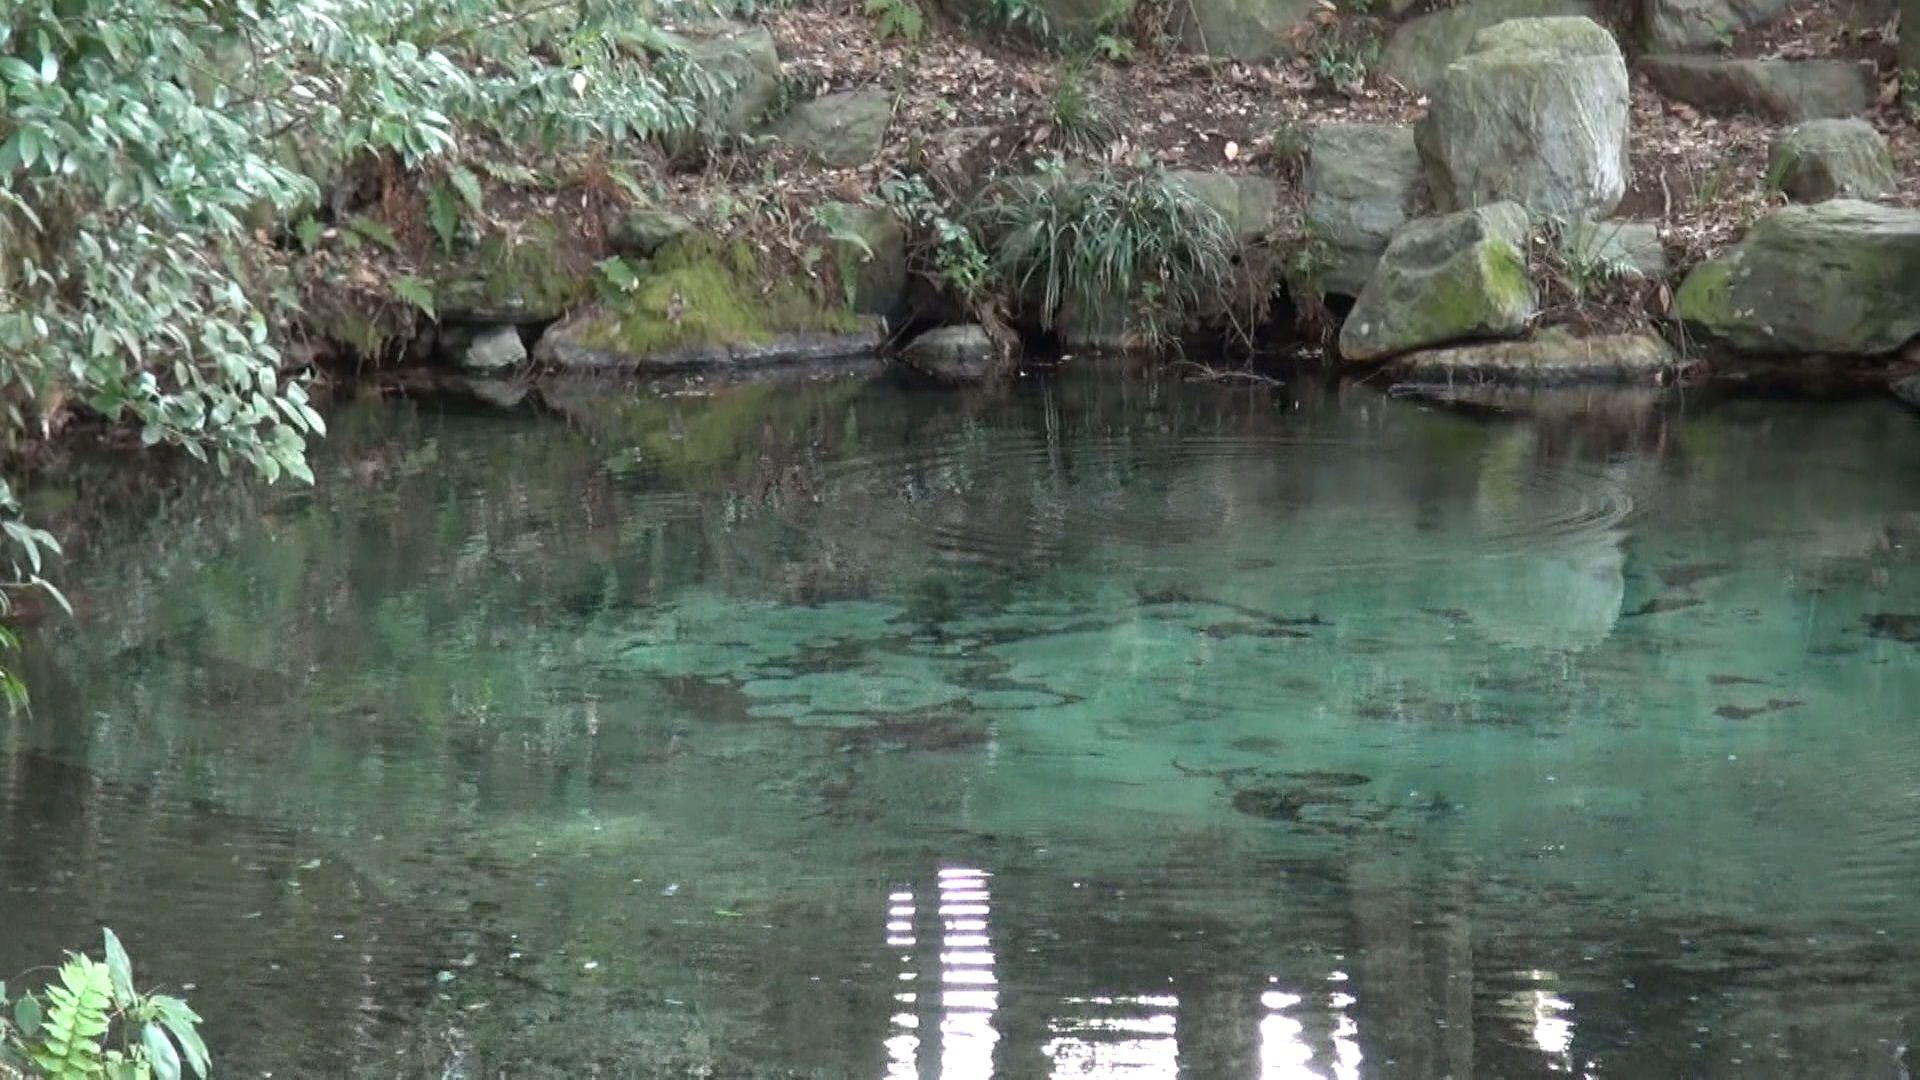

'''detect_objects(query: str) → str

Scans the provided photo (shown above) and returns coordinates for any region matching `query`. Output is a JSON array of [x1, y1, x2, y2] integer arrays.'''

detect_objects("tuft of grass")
[[972, 157, 1233, 348], [1046, 65, 1122, 156]]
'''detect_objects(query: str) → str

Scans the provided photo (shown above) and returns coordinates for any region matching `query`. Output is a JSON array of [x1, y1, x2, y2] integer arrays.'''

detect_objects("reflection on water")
[[6, 370, 1920, 1076]]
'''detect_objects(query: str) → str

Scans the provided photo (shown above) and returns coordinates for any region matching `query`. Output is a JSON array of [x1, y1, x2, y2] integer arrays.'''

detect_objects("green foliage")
[[867, 0, 928, 41], [982, 0, 1058, 41], [971, 158, 1233, 346], [0, 0, 720, 691], [0, 930, 208, 1080], [878, 172, 991, 302], [1301, 18, 1379, 91], [811, 203, 876, 309], [1045, 65, 1121, 156], [1544, 217, 1638, 307]]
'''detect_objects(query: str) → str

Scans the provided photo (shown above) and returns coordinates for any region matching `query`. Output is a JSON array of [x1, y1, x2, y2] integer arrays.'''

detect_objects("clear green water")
[[8, 370, 1920, 1078]]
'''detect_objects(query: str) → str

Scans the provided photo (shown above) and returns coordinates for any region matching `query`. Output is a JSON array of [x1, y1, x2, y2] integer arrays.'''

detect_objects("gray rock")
[[1340, 202, 1538, 362], [1642, 0, 1791, 51], [1673, 199, 1920, 356], [1767, 119, 1896, 203], [822, 203, 909, 318], [1303, 124, 1429, 295], [537, 315, 887, 375], [1389, 330, 1677, 385], [1894, 373, 1920, 410], [1639, 56, 1876, 121], [1172, 0, 1319, 60], [1561, 219, 1668, 279], [777, 91, 892, 168], [456, 325, 528, 373], [678, 26, 782, 137], [1381, 0, 1593, 93], [1167, 170, 1283, 244], [609, 208, 694, 257], [900, 324, 1000, 382], [1417, 17, 1631, 219]]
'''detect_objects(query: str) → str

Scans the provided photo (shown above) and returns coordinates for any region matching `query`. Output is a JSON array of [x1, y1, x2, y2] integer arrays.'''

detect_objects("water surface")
[[8, 371, 1920, 1077]]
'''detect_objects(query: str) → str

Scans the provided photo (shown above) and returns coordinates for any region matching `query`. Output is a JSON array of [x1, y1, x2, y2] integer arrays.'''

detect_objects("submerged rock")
[[1303, 124, 1429, 295], [1639, 56, 1876, 121], [533, 237, 881, 375], [1767, 119, 1896, 203], [1673, 200, 1920, 356], [1642, 0, 1791, 51], [1380, 0, 1593, 93], [1340, 202, 1537, 362], [1388, 331, 1677, 385], [776, 90, 892, 168], [899, 324, 999, 383], [1416, 17, 1630, 218]]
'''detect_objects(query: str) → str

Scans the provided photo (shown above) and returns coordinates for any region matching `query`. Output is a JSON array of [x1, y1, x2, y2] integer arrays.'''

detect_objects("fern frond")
[[29, 957, 112, 1079]]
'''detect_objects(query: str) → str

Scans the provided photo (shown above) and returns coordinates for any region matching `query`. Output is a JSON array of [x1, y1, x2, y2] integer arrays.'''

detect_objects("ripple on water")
[[816, 432, 1636, 575]]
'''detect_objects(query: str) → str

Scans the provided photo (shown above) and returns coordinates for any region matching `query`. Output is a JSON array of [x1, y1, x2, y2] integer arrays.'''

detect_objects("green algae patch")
[[1672, 256, 1736, 332], [575, 237, 862, 357]]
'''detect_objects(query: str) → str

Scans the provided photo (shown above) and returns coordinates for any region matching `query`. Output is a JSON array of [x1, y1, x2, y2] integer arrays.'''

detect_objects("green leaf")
[[14, 993, 39, 1037], [102, 929, 135, 1009], [295, 217, 325, 253], [150, 996, 209, 1078], [391, 275, 437, 320], [427, 183, 460, 253], [347, 216, 400, 253], [141, 1022, 181, 1080], [447, 165, 484, 212]]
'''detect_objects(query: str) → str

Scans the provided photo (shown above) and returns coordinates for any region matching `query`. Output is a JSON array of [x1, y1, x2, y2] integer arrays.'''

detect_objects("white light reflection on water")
[[939, 867, 999, 1078], [1044, 995, 1180, 1076]]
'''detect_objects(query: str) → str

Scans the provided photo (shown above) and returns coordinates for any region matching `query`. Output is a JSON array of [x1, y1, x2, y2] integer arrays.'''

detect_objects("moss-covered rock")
[[1642, 0, 1791, 51], [431, 221, 595, 324], [1381, 0, 1594, 93], [1170, 0, 1319, 60], [1304, 124, 1429, 296], [533, 236, 879, 374], [819, 203, 909, 319], [1767, 119, 1896, 203], [1673, 200, 1920, 357], [776, 91, 892, 168], [674, 25, 782, 139], [1638, 56, 1875, 121], [610, 208, 696, 257], [1415, 17, 1630, 218], [1339, 202, 1537, 362]]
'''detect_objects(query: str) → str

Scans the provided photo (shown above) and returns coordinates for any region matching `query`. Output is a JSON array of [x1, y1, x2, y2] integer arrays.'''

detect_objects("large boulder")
[[1767, 119, 1896, 203], [1303, 124, 1429, 296], [1642, 0, 1791, 51], [1673, 200, 1920, 356], [1389, 331, 1677, 385], [1172, 0, 1319, 60], [1381, 0, 1593, 93], [1339, 202, 1538, 362], [1167, 170, 1283, 244], [677, 26, 782, 137], [1639, 56, 1876, 121], [776, 90, 892, 168], [1416, 17, 1630, 218]]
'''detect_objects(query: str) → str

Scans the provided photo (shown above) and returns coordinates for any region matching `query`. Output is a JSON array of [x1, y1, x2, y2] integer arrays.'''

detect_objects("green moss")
[[1673, 257, 1735, 327], [433, 220, 595, 320], [578, 237, 860, 356]]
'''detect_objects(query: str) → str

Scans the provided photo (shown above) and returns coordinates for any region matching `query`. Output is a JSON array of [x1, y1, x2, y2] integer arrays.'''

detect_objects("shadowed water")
[[7, 370, 1920, 1077]]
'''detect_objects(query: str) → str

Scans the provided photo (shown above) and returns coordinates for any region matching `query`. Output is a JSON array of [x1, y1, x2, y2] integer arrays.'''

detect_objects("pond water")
[[7, 369, 1920, 1078]]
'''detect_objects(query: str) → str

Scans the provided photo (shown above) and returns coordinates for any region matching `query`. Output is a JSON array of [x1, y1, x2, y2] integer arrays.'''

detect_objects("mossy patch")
[[1673, 256, 1735, 328], [432, 220, 596, 322], [575, 237, 861, 356]]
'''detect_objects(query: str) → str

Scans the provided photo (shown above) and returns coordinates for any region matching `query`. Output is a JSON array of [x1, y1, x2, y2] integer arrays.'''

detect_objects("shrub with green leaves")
[[971, 158, 1232, 347], [0, 0, 718, 701], [0, 929, 209, 1080]]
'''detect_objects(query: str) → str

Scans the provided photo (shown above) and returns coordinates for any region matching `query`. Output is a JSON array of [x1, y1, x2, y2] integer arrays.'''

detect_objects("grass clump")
[[972, 158, 1233, 348], [1045, 65, 1122, 156]]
